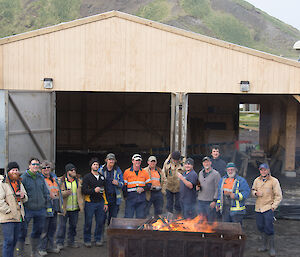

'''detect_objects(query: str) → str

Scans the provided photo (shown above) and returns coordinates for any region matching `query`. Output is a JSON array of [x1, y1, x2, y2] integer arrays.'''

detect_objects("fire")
[[148, 215, 218, 233]]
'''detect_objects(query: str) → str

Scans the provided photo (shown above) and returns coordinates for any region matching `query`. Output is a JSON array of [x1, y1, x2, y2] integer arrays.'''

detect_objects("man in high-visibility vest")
[[39, 160, 63, 256], [56, 163, 84, 250], [123, 154, 151, 219], [144, 156, 166, 217], [216, 162, 250, 225]]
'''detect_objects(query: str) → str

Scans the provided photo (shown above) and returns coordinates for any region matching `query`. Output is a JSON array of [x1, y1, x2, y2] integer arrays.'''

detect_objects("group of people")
[[0, 146, 283, 257]]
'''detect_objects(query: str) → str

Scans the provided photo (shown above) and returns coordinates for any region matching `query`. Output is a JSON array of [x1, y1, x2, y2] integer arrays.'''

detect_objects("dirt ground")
[[1, 203, 300, 257]]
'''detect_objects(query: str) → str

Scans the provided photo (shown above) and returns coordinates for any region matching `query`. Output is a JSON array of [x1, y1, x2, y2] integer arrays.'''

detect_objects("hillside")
[[0, 0, 299, 58]]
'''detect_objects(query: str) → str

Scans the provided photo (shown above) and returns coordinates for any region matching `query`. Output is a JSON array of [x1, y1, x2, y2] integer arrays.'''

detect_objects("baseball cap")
[[259, 163, 269, 170], [65, 163, 76, 172], [132, 154, 142, 161], [148, 156, 157, 162], [106, 153, 116, 160], [202, 156, 211, 162], [185, 158, 194, 166], [226, 162, 236, 169]]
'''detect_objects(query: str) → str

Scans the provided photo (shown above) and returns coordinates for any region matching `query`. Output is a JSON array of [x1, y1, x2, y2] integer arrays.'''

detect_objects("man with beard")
[[39, 161, 63, 256], [82, 158, 108, 247], [99, 153, 124, 226], [197, 157, 220, 221], [0, 162, 28, 257], [17, 158, 50, 257], [216, 162, 250, 225], [56, 163, 83, 250], [252, 163, 282, 257]]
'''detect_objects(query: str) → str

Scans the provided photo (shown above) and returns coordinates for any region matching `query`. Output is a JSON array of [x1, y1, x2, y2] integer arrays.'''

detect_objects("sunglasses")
[[42, 166, 51, 169], [31, 163, 40, 166], [70, 169, 76, 172]]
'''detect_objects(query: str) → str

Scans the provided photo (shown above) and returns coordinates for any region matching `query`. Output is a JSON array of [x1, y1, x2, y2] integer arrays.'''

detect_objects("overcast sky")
[[245, 0, 300, 31]]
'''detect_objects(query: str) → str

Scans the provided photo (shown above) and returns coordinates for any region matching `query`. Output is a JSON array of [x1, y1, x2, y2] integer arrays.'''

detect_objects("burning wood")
[[143, 215, 218, 233]]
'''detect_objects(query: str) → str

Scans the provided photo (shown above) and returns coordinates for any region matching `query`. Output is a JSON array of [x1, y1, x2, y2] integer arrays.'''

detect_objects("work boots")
[[257, 232, 268, 252], [30, 238, 42, 257], [15, 241, 25, 257], [268, 235, 276, 257]]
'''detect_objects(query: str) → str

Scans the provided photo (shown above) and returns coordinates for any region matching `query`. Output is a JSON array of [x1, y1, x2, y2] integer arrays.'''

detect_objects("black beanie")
[[65, 163, 76, 172], [7, 162, 19, 172], [171, 151, 181, 161], [89, 157, 100, 167]]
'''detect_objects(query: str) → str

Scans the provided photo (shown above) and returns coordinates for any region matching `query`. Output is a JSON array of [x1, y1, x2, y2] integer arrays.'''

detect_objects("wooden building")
[[0, 11, 299, 175]]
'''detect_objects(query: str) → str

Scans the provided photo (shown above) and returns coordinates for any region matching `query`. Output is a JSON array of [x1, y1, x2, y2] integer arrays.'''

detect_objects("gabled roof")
[[1, 10, 299, 69]]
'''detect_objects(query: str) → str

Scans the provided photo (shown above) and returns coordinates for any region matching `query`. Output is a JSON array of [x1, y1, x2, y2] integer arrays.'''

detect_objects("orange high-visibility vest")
[[44, 178, 59, 197], [149, 169, 161, 189], [123, 167, 151, 192], [223, 178, 235, 193]]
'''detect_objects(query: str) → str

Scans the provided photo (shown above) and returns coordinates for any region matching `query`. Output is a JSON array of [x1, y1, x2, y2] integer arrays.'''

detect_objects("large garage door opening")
[[187, 94, 239, 166], [55, 92, 171, 175]]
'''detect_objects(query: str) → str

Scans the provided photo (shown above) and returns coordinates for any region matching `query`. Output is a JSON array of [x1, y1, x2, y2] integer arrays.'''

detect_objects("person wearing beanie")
[[56, 163, 83, 250], [99, 153, 124, 226], [252, 163, 282, 257], [17, 158, 50, 257], [177, 158, 198, 219], [82, 158, 108, 247], [162, 151, 185, 215], [0, 162, 28, 257], [216, 162, 250, 225]]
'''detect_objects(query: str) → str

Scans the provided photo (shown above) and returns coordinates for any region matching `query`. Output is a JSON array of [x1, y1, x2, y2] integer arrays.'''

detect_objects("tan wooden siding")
[[0, 45, 3, 89], [2, 16, 300, 93]]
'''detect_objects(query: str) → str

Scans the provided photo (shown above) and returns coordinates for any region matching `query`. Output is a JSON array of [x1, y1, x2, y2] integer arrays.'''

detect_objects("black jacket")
[[211, 158, 227, 177], [82, 172, 107, 203]]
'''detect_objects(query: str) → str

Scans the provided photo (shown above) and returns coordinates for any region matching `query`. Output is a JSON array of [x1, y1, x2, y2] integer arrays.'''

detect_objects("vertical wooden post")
[[269, 103, 281, 149], [284, 98, 297, 175], [170, 93, 176, 153], [180, 93, 188, 157], [259, 101, 270, 152], [170, 93, 188, 157]]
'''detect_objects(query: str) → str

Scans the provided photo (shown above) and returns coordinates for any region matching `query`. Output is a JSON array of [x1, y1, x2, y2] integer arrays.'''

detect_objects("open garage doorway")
[[187, 94, 240, 170], [55, 92, 171, 175], [238, 103, 260, 151]]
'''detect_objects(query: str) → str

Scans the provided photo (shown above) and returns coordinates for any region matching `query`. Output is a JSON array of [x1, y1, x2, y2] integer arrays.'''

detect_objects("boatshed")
[[0, 11, 300, 175]]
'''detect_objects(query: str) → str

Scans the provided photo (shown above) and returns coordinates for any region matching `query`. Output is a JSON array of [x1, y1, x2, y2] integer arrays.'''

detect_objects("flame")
[[148, 215, 218, 233]]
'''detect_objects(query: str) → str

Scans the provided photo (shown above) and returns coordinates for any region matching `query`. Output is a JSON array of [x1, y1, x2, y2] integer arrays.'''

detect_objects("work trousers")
[[145, 191, 164, 217], [256, 209, 274, 235], [221, 206, 244, 225], [105, 194, 120, 226], [56, 210, 79, 245], [1, 222, 21, 257], [18, 208, 46, 242], [84, 201, 105, 243], [198, 200, 216, 222], [124, 192, 146, 219], [166, 190, 181, 214], [40, 212, 57, 250], [181, 201, 196, 219]]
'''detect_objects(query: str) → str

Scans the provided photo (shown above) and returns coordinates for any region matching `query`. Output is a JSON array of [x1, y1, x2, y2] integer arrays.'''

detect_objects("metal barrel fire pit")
[[107, 217, 246, 257]]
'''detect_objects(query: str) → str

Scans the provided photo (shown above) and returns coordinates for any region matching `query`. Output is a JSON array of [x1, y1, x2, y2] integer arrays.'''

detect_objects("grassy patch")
[[180, 0, 211, 19], [136, 0, 170, 22]]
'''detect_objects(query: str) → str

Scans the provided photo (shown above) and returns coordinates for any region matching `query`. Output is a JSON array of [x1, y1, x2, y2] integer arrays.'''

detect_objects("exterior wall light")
[[240, 81, 250, 92], [43, 78, 53, 89]]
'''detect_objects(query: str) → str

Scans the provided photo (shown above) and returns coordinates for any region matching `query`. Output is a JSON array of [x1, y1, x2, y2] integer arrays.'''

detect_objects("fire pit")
[[107, 217, 246, 257]]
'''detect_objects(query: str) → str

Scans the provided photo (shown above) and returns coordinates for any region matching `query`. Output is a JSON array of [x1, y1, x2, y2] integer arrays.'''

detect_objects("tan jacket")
[[251, 175, 282, 213], [144, 166, 166, 200], [162, 155, 185, 193], [0, 175, 28, 223], [58, 175, 84, 215]]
